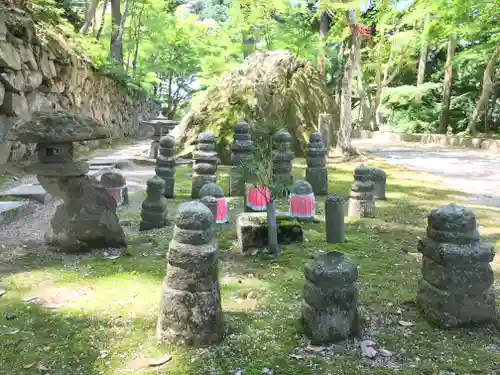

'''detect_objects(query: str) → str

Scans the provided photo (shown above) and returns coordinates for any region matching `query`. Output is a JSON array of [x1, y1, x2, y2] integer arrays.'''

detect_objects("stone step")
[[0, 201, 36, 226], [0, 184, 50, 204]]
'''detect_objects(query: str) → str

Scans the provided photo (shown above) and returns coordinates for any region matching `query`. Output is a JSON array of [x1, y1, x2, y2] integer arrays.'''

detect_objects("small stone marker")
[[199, 195, 218, 222], [191, 132, 218, 199], [302, 251, 358, 344], [199, 182, 228, 223], [416, 204, 496, 327], [289, 180, 316, 221], [369, 167, 387, 200], [325, 194, 345, 243], [305, 133, 328, 196], [100, 171, 128, 205], [347, 164, 375, 218], [245, 184, 271, 212], [157, 201, 222, 346], [156, 134, 176, 198], [139, 177, 168, 231], [272, 130, 294, 188], [230, 122, 253, 196]]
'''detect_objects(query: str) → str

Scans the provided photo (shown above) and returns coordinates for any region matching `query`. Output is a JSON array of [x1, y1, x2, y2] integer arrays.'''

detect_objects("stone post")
[[302, 251, 358, 344], [416, 204, 496, 327], [325, 194, 345, 243], [305, 132, 328, 196], [157, 201, 222, 346], [347, 164, 375, 218], [139, 177, 167, 231], [318, 113, 333, 154], [230, 121, 253, 196], [191, 132, 218, 199], [272, 130, 294, 188], [156, 134, 176, 198], [370, 168, 387, 200], [100, 171, 128, 205]]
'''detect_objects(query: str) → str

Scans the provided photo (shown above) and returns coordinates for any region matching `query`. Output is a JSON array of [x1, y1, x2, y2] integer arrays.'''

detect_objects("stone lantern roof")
[[140, 113, 179, 127], [6, 110, 110, 144]]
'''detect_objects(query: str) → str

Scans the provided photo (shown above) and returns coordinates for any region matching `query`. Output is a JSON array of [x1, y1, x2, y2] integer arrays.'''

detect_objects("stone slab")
[[0, 201, 36, 226], [0, 183, 50, 204]]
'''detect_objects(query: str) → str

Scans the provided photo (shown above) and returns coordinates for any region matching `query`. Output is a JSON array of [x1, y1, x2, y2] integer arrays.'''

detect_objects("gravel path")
[[353, 138, 500, 208]]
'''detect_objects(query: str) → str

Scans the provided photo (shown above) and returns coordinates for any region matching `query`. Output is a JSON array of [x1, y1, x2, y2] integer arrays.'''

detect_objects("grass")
[[1, 159, 500, 375]]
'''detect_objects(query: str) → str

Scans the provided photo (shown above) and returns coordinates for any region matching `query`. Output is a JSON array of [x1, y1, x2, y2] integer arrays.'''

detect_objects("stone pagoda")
[[230, 121, 253, 196], [155, 134, 176, 198], [191, 132, 218, 199], [305, 132, 328, 196], [6, 110, 126, 252], [140, 113, 179, 159]]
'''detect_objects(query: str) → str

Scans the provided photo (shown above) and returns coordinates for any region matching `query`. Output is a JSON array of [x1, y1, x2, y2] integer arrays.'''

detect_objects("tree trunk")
[[415, 12, 430, 103], [318, 113, 334, 153], [485, 88, 499, 133], [79, 0, 100, 35], [95, 0, 108, 40], [109, 0, 124, 65], [465, 46, 500, 135], [318, 10, 331, 79], [437, 35, 457, 134], [266, 200, 279, 255], [337, 10, 361, 155]]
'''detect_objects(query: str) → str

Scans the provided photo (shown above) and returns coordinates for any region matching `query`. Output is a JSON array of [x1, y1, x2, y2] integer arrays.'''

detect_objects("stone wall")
[[0, 5, 159, 164], [352, 130, 500, 152]]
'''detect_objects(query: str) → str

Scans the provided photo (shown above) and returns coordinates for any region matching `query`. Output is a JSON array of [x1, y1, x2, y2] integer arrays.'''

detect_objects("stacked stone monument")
[[230, 122, 254, 196], [100, 170, 129, 205], [157, 201, 222, 346], [139, 177, 168, 231], [347, 164, 375, 218], [6, 110, 126, 252], [416, 204, 496, 327], [325, 194, 345, 243], [369, 167, 387, 200], [191, 132, 218, 199], [302, 251, 358, 344], [156, 134, 176, 198], [305, 132, 328, 196], [272, 130, 294, 188]]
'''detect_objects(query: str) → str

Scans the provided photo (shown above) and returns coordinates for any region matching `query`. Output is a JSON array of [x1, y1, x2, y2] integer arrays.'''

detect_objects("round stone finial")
[[274, 130, 292, 142], [235, 122, 250, 134], [309, 132, 323, 143], [159, 134, 176, 148], [100, 171, 126, 187], [354, 164, 371, 175], [293, 180, 313, 195], [326, 194, 345, 203], [199, 182, 224, 198], [305, 251, 358, 284], [174, 201, 214, 230], [147, 176, 166, 190], [428, 203, 476, 232], [198, 131, 215, 142]]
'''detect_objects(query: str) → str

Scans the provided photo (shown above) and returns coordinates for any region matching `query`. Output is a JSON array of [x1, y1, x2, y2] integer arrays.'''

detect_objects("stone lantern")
[[6, 110, 126, 252], [140, 113, 179, 159]]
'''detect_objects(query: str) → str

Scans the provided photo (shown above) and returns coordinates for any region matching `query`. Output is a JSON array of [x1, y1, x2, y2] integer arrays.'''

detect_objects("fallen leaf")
[[398, 320, 414, 327], [379, 348, 393, 357], [37, 363, 49, 372], [289, 354, 303, 360], [23, 363, 37, 369], [2, 338, 22, 347], [306, 344, 326, 352], [148, 354, 172, 367], [0, 288, 5, 297]]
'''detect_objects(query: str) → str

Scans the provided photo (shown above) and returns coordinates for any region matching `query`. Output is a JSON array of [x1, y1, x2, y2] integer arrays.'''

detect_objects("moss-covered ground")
[[1, 159, 499, 375]]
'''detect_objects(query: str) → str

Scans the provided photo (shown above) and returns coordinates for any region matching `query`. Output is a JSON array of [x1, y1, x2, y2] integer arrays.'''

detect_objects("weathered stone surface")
[[7, 110, 109, 143], [236, 212, 303, 252], [325, 194, 345, 243], [369, 167, 387, 200], [156, 134, 176, 198], [272, 130, 294, 187], [157, 201, 222, 346], [416, 204, 496, 327], [230, 121, 253, 196], [302, 251, 358, 344], [140, 177, 167, 231], [347, 165, 375, 218], [199, 195, 218, 221], [40, 175, 126, 252], [0, 41, 21, 70], [0, 69, 24, 92], [191, 132, 217, 199], [199, 182, 224, 198], [0, 183, 49, 204], [0, 91, 28, 117], [306, 132, 328, 195], [0, 200, 35, 226]]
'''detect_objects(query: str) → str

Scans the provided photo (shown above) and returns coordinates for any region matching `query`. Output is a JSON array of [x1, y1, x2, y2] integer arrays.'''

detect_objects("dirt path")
[[353, 138, 500, 208]]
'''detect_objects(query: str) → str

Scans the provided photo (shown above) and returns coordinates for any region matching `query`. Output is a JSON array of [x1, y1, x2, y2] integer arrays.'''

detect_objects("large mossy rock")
[[171, 51, 336, 163]]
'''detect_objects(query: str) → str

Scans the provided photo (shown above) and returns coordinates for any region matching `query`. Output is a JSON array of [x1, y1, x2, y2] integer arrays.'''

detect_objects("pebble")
[[379, 348, 393, 357]]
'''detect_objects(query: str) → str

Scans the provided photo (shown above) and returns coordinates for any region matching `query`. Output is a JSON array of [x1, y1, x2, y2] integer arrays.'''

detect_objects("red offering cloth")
[[246, 187, 271, 211], [289, 193, 316, 219], [216, 197, 229, 223], [105, 187, 122, 204]]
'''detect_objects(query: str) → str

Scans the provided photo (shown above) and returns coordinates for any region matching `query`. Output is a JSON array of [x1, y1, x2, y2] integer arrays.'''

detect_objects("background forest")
[[28, 0, 499, 137]]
